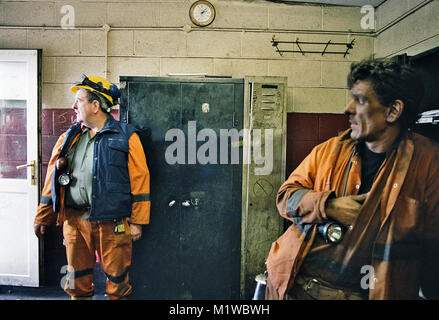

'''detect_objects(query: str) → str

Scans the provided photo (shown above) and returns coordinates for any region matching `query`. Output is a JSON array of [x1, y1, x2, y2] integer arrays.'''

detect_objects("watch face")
[[190, 1, 215, 26]]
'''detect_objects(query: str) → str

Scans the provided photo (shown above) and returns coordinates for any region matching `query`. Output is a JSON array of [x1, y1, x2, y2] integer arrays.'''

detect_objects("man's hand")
[[130, 223, 142, 242], [34, 224, 46, 238], [325, 194, 368, 227]]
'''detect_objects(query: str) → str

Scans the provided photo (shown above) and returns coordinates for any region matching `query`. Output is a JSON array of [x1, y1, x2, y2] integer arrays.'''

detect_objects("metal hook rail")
[[271, 35, 355, 57]]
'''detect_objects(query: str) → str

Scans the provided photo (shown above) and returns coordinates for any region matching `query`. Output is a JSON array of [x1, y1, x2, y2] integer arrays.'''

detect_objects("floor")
[[0, 263, 107, 300]]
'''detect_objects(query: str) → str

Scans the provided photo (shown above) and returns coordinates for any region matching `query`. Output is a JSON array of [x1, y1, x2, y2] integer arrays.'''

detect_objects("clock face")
[[194, 4, 212, 23], [190, 1, 215, 26]]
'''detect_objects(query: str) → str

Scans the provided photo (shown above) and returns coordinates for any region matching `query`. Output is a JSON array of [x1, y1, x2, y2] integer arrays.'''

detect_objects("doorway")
[[409, 47, 439, 142], [0, 49, 41, 286]]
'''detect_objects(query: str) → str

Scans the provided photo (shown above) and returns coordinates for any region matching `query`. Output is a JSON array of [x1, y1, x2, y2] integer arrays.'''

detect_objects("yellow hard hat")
[[71, 75, 120, 106]]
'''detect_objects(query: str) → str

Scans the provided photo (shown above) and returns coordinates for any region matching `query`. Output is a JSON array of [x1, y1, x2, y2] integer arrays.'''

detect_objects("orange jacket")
[[35, 124, 150, 226], [266, 129, 439, 299]]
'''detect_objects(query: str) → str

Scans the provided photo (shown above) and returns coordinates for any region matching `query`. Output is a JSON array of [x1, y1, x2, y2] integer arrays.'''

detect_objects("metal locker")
[[241, 76, 287, 298], [119, 76, 244, 299]]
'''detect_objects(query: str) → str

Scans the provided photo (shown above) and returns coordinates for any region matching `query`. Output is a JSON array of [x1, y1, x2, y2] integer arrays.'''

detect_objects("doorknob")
[[16, 160, 36, 185]]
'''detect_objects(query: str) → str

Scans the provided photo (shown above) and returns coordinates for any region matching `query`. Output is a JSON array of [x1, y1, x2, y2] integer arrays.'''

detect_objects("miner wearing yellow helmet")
[[33, 75, 150, 300], [71, 75, 119, 108]]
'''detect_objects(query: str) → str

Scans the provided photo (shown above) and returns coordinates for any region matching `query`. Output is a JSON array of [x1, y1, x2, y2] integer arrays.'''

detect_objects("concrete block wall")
[[375, 0, 439, 57], [0, 0, 375, 115]]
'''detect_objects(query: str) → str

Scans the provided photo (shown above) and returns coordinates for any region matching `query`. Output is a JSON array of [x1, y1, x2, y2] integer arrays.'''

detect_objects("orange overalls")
[[35, 124, 150, 299], [266, 129, 439, 299], [62, 209, 133, 299]]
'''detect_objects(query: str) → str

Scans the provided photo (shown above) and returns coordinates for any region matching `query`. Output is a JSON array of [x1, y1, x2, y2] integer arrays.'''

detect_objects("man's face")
[[72, 89, 94, 124], [344, 80, 391, 142]]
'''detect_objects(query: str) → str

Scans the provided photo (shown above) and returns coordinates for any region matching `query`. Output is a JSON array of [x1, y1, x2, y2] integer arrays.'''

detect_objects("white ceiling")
[[266, 0, 386, 7]]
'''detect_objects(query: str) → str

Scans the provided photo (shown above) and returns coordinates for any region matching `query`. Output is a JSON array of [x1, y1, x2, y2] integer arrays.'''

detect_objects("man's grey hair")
[[85, 90, 112, 113]]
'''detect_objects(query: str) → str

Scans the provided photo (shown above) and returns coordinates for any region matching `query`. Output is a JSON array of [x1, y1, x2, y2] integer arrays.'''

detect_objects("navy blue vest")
[[51, 115, 137, 221]]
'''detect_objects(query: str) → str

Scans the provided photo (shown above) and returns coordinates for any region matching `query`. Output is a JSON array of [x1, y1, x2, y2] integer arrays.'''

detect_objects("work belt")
[[294, 275, 366, 300], [65, 206, 90, 220]]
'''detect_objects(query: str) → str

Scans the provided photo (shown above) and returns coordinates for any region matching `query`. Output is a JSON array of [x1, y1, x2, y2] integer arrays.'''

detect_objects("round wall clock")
[[189, 1, 216, 27]]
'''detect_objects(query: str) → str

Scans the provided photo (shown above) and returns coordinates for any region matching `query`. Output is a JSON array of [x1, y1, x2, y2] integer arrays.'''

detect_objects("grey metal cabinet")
[[120, 77, 244, 299]]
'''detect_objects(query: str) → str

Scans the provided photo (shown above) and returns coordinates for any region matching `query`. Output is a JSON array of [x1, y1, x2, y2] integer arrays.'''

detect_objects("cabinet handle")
[[182, 200, 191, 207]]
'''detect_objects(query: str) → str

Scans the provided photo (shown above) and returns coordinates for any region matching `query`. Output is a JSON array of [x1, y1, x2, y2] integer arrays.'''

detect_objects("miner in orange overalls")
[[34, 75, 150, 300]]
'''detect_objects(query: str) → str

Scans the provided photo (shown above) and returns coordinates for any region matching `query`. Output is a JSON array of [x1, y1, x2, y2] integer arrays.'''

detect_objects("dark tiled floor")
[[0, 285, 73, 300], [0, 263, 107, 300]]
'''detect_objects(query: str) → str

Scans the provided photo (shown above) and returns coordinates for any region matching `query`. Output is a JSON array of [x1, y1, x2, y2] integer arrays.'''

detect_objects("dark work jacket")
[[51, 115, 137, 221]]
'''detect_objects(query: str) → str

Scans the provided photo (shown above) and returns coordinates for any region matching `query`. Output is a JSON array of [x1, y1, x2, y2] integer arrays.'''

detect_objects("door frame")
[[0, 49, 42, 287]]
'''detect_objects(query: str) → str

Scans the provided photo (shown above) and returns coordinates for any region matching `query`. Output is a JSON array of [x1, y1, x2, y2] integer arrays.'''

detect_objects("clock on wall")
[[189, 0, 216, 27]]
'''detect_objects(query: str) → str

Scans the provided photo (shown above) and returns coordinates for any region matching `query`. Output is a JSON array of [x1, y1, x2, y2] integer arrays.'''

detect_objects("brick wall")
[[375, 0, 439, 57], [0, 0, 375, 114]]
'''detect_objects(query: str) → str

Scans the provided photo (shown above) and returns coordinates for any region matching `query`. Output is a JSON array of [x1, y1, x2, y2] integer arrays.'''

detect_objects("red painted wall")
[[0, 108, 119, 181], [41, 109, 119, 180], [286, 113, 349, 178]]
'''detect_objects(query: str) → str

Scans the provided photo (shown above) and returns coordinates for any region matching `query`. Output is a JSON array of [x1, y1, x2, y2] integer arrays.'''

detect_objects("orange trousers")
[[62, 208, 132, 300]]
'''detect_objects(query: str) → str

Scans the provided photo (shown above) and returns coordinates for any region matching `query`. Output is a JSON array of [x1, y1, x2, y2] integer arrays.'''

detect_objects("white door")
[[0, 49, 40, 286]]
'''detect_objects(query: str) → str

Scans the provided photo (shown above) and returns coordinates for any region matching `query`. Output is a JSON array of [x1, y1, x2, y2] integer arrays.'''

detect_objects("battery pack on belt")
[[114, 220, 126, 234]]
